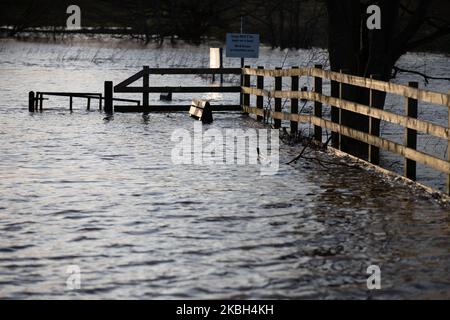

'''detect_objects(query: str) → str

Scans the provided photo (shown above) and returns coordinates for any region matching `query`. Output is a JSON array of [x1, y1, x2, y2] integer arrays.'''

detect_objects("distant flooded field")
[[0, 39, 449, 299]]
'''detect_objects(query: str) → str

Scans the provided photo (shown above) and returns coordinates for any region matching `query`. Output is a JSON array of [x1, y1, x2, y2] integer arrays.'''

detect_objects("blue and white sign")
[[226, 33, 260, 59]]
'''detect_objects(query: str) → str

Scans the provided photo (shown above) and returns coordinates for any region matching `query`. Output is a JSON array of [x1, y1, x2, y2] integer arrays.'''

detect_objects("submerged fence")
[[27, 64, 450, 195], [240, 66, 450, 195]]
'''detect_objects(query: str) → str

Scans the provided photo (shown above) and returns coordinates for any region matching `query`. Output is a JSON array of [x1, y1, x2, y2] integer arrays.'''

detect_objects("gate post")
[[28, 91, 35, 112], [143, 66, 149, 110], [104, 81, 113, 114]]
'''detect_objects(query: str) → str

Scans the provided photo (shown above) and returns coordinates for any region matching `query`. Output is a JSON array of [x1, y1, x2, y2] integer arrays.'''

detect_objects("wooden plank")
[[243, 104, 450, 174], [114, 105, 242, 113], [147, 68, 241, 75], [241, 86, 271, 97], [117, 86, 241, 93], [309, 68, 449, 107], [111, 98, 140, 104], [241, 86, 450, 140], [242, 67, 306, 77], [243, 106, 264, 117], [38, 92, 100, 96], [404, 82, 418, 181], [114, 69, 145, 90], [242, 105, 311, 123], [312, 92, 450, 140], [312, 116, 450, 175], [319, 93, 450, 140], [243, 67, 449, 107], [189, 99, 213, 123]]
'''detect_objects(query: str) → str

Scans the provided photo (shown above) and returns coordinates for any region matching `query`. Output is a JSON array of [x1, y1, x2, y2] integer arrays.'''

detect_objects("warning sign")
[[226, 33, 260, 59]]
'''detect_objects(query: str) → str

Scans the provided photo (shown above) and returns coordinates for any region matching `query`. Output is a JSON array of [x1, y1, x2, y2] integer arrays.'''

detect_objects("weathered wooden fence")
[[27, 64, 450, 195], [28, 66, 242, 113], [28, 91, 140, 112], [110, 66, 242, 113], [240, 66, 450, 195]]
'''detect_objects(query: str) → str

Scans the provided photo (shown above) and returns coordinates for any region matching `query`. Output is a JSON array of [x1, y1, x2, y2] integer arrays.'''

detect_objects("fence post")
[[291, 66, 299, 135], [143, 66, 149, 110], [28, 91, 35, 112], [314, 65, 323, 142], [69, 95, 73, 112], [87, 97, 91, 111], [243, 65, 251, 112], [404, 81, 418, 181], [240, 66, 244, 109], [274, 67, 282, 129], [368, 74, 381, 165], [338, 70, 344, 150], [104, 81, 113, 114], [257, 66, 264, 122]]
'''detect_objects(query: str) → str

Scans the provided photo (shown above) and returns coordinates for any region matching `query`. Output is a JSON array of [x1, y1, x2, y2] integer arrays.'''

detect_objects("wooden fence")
[[240, 66, 450, 195], [28, 91, 140, 112], [27, 64, 450, 195], [29, 67, 242, 113], [110, 66, 242, 112]]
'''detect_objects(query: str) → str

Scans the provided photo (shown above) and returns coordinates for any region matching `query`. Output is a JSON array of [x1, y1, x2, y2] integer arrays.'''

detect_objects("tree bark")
[[326, 0, 405, 159]]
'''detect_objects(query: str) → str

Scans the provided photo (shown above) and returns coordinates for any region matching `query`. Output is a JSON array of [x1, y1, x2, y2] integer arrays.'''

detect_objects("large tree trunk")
[[325, 0, 419, 159]]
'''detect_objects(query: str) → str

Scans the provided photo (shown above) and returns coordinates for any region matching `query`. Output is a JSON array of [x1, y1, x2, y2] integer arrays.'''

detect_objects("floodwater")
[[0, 39, 449, 299]]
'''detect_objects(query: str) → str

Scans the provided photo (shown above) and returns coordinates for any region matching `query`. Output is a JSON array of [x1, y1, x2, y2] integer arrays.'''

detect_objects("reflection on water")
[[0, 40, 449, 299]]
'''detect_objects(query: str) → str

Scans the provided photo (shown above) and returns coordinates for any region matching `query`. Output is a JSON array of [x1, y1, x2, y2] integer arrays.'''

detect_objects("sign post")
[[226, 32, 260, 108]]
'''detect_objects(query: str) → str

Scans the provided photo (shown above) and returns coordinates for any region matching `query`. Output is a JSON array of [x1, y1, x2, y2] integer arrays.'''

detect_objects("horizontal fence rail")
[[241, 66, 450, 195], [116, 86, 241, 93], [242, 68, 449, 106], [144, 68, 242, 75]]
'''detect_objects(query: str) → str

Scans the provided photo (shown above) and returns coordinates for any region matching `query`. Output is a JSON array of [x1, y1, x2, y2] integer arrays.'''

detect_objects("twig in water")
[[286, 144, 309, 165]]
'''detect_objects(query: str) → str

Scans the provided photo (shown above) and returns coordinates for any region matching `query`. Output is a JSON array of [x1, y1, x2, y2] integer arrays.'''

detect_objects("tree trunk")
[[325, 0, 401, 159]]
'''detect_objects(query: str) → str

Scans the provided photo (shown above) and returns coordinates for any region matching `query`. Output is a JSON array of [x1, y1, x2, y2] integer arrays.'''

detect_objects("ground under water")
[[0, 39, 449, 299]]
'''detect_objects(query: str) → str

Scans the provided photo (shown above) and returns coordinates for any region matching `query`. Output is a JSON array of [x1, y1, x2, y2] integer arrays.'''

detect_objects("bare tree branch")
[[391, 66, 450, 83]]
